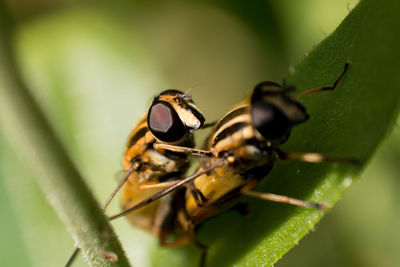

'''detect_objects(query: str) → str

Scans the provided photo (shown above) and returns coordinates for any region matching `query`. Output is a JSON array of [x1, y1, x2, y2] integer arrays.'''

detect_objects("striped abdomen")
[[185, 101, 275, 224]]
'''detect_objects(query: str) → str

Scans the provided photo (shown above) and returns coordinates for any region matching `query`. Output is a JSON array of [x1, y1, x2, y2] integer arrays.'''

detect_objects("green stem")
[[0, 5, 130, 267]]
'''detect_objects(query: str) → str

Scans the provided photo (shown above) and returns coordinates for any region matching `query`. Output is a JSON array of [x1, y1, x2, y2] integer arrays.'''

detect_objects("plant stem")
[[0, 4, 130, 267]]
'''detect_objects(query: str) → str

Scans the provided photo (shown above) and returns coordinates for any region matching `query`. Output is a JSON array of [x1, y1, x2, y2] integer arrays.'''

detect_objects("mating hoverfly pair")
[[67, 62, 359, 266]]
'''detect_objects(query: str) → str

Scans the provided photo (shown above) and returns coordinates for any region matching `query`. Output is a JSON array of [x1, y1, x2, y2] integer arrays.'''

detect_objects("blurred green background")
[[1, 0, 399, 266]]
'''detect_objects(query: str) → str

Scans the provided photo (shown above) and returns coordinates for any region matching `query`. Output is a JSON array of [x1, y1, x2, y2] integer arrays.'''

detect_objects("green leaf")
[[150, 0, 400, 266]]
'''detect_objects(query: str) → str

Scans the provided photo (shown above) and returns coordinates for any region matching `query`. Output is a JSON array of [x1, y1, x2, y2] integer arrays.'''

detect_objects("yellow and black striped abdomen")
[[210, 103, 253, 154], [185, 102, 275, 223]]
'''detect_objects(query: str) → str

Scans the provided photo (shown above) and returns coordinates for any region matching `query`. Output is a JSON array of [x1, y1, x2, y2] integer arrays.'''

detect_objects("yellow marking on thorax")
[[210, 113, 252, 144], [212, 125, 255, 153], [123, 129, 155, 168]]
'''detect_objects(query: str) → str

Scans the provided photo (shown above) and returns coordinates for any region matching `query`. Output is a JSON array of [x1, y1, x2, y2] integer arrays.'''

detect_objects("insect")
[[110, 62, 360, 266], [65, 89, 206, 266], [120, 89, 208, 242]]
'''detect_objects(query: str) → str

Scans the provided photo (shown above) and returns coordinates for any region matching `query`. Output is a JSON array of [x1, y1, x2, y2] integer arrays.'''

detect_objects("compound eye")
[[251, 100, 292, 140], [148, 101, 186, 142]]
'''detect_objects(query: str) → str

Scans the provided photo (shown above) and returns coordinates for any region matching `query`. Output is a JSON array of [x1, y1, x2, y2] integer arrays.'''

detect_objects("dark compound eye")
[[251, 100, 292, 140], [147, 101, 186, 142]]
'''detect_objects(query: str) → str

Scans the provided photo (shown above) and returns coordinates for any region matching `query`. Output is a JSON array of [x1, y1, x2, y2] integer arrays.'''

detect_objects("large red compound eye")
[[147, 101, 186, 142]]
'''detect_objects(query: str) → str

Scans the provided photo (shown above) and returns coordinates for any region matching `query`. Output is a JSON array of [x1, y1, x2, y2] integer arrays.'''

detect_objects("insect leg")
[[154, 143, 213, 157], [275, 148, 362, 165], [109, 160, 226, 221], [159, 234, 191, 248], [139, 180, 178, 189], [65, 248, 80, 267], [152, 192, 192, 248], [140, 181, 207, 206], [294, 61, 350, 100], [242, 190, 326, 210], [103, 160, 138, 210], [187, 224, 208, 267], [186, 183, 207, 207], [231, 202, 251, 217], [240, 179, 326, 210]]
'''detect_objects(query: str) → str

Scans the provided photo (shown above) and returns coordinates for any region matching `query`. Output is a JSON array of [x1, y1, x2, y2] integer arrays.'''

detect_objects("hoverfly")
[[109, 62, 360, 266], [120, 89, 206, 240], [65, 89, 207, 266]]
